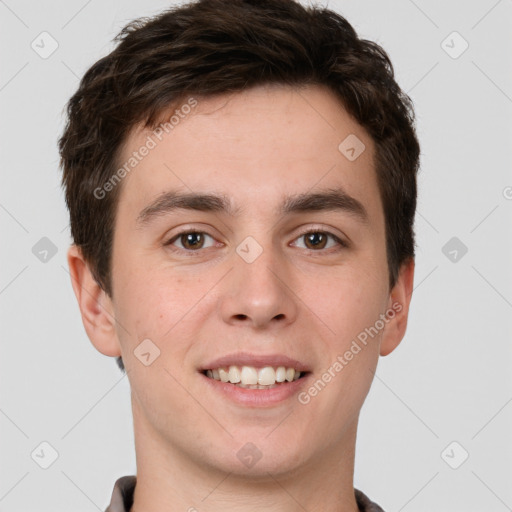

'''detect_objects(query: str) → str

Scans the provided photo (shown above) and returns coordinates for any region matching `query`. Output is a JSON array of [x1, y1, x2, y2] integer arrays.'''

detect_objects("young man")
[[59, 0, 419, 510]]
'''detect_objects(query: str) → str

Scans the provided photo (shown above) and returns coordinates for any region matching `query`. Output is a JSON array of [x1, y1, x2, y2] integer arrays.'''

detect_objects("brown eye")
[[180, 232, 204, 250], [303, 232, 328, 249], [292, 231, 346, 251], [167, 231, 216, 251]]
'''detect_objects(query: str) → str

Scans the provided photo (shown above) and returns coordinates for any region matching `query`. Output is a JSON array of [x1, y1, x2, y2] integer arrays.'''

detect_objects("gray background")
[[1, 0, 511, 510]]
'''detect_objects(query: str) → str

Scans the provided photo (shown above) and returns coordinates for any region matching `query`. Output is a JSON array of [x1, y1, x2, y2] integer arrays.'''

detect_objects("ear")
[[380, 258, 415, 357], [66, 245, 121, 358]]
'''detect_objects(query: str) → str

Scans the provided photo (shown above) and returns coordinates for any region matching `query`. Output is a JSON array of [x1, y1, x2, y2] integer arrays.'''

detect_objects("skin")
[[68, 83, 414, 512]]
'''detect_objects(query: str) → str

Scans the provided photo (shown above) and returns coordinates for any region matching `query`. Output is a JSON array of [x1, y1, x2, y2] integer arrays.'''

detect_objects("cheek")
[[303, 263, 388, 343], [300, 268, 386, 424], [114, 264, 214, 359]]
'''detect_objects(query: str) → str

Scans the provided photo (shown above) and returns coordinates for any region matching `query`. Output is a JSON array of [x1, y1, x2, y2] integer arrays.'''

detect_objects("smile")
[[203, 365, 306, 389]]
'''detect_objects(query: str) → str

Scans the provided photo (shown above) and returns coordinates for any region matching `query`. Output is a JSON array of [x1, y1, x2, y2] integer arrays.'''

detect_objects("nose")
[[218, 244, 298, 330]]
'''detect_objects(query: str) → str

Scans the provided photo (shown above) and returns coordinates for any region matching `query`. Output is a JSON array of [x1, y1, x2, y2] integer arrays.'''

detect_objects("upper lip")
[[201, 352, 310, 372]]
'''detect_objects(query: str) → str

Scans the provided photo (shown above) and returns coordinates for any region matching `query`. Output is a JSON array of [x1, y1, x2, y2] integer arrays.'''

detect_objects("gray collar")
[[105, 475, 385, 511]]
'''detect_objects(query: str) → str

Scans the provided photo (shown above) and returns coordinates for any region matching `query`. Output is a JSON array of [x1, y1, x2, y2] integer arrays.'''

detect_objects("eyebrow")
[[136, 191, 240, 227], [136, 187, 369, 227], [280, 188, 368, 223]]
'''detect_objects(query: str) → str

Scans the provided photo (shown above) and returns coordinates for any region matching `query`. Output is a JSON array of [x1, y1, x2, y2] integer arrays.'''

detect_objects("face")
[[71, 83, 413, 479]]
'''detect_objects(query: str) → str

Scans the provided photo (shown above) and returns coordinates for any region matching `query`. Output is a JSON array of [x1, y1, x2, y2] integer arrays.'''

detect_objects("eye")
[[166, 231, 217, 251], [291, 230, 347, 251]]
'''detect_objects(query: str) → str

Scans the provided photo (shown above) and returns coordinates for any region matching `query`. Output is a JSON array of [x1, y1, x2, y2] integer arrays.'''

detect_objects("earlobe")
[[379, 258, 415, 357], [66, 245, 122, 358]]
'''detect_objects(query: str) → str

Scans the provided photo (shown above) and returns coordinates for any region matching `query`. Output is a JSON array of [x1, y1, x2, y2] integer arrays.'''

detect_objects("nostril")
[[234, 314, 248, 320]]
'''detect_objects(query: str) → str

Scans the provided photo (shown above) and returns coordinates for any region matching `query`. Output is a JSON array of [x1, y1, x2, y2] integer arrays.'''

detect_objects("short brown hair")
[[59, 0, 420, 371]]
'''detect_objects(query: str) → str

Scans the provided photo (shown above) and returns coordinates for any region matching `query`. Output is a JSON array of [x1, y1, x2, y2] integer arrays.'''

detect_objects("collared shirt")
[[105, 475, 385, 511]]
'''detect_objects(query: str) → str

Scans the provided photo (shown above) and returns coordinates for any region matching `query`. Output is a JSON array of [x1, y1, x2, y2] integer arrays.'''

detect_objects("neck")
[[130, 397, 360, 512]]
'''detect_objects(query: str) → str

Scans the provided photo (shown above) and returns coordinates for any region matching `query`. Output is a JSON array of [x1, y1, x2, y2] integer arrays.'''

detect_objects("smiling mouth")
[[202, 365, 309, 389]]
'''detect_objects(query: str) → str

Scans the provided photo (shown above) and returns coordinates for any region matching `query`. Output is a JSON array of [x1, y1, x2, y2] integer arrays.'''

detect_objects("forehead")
[[115, 83, 381, 225]]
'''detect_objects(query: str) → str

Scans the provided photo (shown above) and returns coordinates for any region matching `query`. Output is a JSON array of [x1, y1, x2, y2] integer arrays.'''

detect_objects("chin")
[[202, 437, 308, 479]]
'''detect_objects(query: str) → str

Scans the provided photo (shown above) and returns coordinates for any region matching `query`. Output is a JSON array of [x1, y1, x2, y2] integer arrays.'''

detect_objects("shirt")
[[105, 475, 385, 511]]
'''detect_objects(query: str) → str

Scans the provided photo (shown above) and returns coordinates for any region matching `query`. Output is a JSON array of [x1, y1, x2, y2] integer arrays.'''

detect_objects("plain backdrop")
[[1, 0, 511, 510]]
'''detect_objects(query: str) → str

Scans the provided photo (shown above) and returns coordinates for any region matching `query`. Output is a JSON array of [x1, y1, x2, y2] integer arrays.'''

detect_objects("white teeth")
[[240, 366, 258, 385], [238, 383, 278, 389], [206, 365, 304, 386], [275, 366, 286, 382], [258, 366, 276, 385], [228, 365, 241, 383]]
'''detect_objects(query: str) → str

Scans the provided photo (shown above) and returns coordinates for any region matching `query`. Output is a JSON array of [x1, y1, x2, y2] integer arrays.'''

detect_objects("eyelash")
[[164, 228, 348, 254]]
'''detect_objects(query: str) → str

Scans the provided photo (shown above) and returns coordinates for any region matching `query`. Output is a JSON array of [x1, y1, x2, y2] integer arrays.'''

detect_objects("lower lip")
[[200, 372, 311, 407]]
